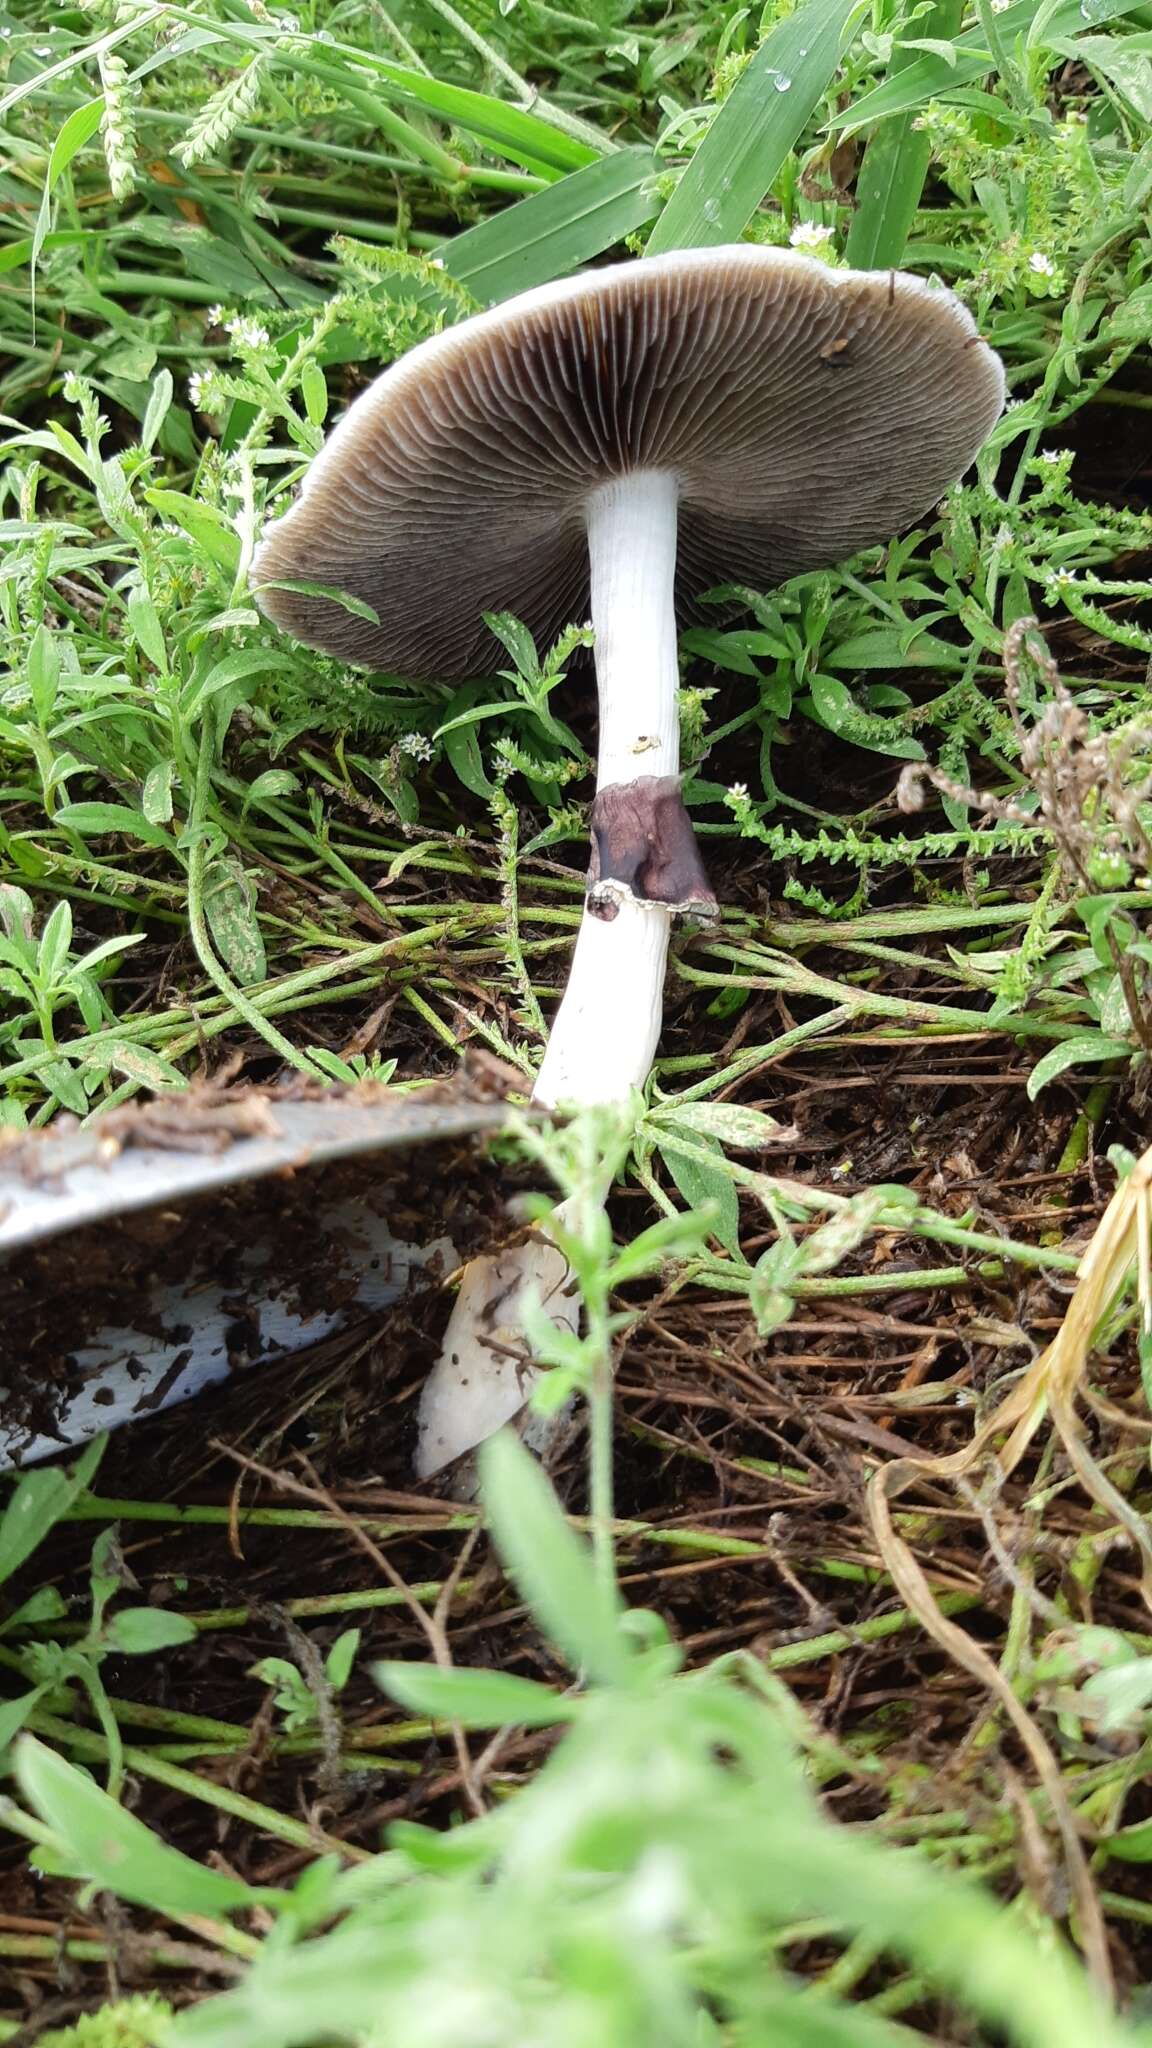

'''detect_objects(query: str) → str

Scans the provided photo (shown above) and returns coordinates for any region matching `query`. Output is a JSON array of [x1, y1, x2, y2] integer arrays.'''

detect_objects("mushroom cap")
[[253, 246, 1004, 679]]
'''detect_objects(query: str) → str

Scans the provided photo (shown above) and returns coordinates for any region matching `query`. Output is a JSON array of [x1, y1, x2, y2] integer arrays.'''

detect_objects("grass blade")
[[646, 0, 864, 255], [844, 0, 963, 269], [32, 100, 104, 278], [440, 148, 658, 304], [354, 54, 599, 174]]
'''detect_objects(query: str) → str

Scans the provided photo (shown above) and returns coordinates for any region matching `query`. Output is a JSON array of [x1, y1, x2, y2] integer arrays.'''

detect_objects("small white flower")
[[727, 781, 750, 801], [187, 371, 209, 408], [228, 315, 270, 350], [207, 304, 225, 327], [1038, 449, 1065, 464], [1028, 251, 1056, 277], [429, 257, 445, 270], [789, 221, 834, 251], [399, 732, 433, 761]]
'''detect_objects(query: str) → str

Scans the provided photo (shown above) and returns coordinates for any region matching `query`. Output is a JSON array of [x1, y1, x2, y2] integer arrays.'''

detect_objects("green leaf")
[[15, 1737, 261, 1916], [180, 649, 279, 724], [1081, 1660, 1152, 1733], [180, 234, 317, 310], [144, 490, 240, 574], [478, 1432, 628, 1687], [609, 1209, 713, 1284], [844, 0, 963, 268], [26, 625, 61, 723], [1123, 133, 1152, 208], [653, 1101, 789, 1150], [79, 1040, 184, 1090], [33, 99, 105, 274], [126, 586, 169, 675], [389, 1818, 492, 1873], [1055, 34, 1152, 119], [679, 628, 764, 677], [807, 672, 858, 732], [659, 1132, 741, 1255], [441, 148, 659, 305], [104, 1608, 199, 1655], [37, 899, 73, 986], [1027, 1035, 1132, 1099], [76, 930, 140, 983], [483, 611, 539, 680], [0, 886, 34, 946], [803, 674, 925, 759], [0, 1689, 49, 1757], [325, 1628, 361, 1693], [1, 1587, 68, 1636], [251, 1656, 308, 1695], [1107, 283, 1152, 340], [300, 360, 328, 428], [203, 859, 267, 986], [375, 1662, 577, 1727], [243, 768, 301, 811], [256, 577, 380, 625], [141, 368, 174, 453], [826, 628, 964, 670], [142, 759, 176, 825], [439, 681, 496, 797], [647, 0, 864, 253], [41, 1059, 89, 1116], [0, 1439, 104, 1589], [54, 802, 176, 852], [1104, 1818, 1152, 1863], [1025, 0, 1081, 44]]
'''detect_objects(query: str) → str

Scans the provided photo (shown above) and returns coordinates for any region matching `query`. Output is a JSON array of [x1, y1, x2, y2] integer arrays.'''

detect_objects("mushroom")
[[253, 246, 1005, 1474]]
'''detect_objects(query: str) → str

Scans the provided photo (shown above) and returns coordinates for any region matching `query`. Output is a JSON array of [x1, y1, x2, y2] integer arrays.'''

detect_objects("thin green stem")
[[23, 1706, 370, 1860]]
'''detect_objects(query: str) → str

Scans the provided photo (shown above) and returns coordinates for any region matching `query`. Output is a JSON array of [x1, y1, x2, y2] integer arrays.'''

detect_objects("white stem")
[[532, 902, 669, 1111], [587, 470, 681, 792], [415, 472, 682, 1479], [535, 469, 680, 1111]]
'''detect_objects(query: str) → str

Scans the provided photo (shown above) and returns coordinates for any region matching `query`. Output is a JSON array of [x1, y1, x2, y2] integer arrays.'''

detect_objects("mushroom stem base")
[[414, 1229, 578, 1480], [415, 897, 669, 1479], [588, 774, 716, 921]]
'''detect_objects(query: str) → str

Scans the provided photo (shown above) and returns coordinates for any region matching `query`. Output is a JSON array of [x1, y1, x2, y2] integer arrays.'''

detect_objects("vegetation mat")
[[3, 0, 1152, 2040]]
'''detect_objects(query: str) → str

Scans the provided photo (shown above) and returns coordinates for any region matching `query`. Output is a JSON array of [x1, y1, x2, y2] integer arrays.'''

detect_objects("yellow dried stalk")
[[868, 1145, 1152, 1997]]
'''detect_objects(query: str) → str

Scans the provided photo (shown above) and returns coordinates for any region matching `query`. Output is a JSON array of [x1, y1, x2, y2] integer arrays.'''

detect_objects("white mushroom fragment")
[[253, 246, 1005, 1476]]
